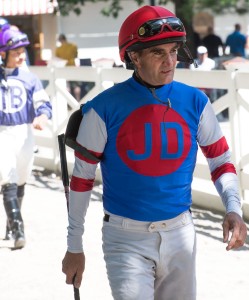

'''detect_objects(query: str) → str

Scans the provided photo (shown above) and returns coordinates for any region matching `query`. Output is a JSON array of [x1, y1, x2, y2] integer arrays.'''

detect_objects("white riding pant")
[[102, 210, 196, 300], [0, 124, 34, 186]]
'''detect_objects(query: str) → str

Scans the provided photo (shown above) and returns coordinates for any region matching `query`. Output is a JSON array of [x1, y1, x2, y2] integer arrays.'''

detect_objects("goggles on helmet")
[[138, 17, 185, 39], [4, 33, 29, 49], [0, 29, 29, 52], [118, 5, 197, 68]]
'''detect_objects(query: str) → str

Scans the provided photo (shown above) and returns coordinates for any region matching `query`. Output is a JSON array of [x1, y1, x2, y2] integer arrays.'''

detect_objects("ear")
[[128, 51, 140, 68], [0, 51, 6, 60]]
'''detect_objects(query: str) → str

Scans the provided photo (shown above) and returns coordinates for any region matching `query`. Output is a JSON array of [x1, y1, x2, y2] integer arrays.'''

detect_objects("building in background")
[[0, 0, 57, 65]]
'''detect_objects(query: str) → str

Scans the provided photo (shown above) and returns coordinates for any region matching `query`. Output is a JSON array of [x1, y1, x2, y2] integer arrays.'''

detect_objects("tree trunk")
[[174, 0, 197, 58]]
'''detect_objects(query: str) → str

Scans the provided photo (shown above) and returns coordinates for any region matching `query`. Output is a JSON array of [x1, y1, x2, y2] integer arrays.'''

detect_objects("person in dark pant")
[[202, 26, 224, 59]]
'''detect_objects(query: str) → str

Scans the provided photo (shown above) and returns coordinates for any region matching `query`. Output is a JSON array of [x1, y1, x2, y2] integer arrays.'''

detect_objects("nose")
[[163, 53, 174, 66], [19, 51, 26, 57]]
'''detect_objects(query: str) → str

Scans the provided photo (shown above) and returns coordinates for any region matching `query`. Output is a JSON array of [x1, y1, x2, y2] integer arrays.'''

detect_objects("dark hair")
[[58, 34, 66, 41], [235, 24, 241, 31]]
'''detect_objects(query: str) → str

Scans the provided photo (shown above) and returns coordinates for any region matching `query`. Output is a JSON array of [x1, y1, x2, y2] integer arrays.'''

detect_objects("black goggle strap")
[[177, 43, 198, 68], [0, 65, 8, 90], [125, 52, 135, 70]]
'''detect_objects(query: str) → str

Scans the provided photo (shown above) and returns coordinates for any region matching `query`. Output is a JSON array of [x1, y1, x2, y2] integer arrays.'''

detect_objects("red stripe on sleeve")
[[200, 136, 229, 158], [211, 163, 237, 182], [70, 175, 94, 192], [75, 148, 102, 164]]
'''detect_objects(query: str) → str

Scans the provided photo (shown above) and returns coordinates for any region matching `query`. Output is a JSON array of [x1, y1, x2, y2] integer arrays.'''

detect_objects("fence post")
[[228, 70, 244, 199]]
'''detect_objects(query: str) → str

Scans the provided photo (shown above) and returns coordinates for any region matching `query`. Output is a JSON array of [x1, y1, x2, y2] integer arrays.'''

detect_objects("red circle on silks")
[[116, 104, 191, 176]]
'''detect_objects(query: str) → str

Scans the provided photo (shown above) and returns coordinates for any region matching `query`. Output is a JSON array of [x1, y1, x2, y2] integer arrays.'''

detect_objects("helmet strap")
[[0, 53, 9, 90], [124, 52, 135, 70], [177, 43, 198, 68]]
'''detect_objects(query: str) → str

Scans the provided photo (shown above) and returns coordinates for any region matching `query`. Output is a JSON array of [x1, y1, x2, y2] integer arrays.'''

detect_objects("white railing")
[[29, 66, 249, 217]]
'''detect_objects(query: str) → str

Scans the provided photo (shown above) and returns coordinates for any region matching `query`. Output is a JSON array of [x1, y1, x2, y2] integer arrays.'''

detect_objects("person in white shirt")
[[190, 46, 216, 102], [190, 46, 215, 70]]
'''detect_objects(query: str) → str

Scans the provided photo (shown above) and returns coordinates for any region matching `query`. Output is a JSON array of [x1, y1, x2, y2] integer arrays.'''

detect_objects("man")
[[190, 46, 216, 70], [190, 46, 216, 101], [62, 6, 247, 300], [225, 23, 247, 57], [0, 27, 52, 248], [55, 33, 78, 66], [202, 26, 224, 59], [190, 46, 218, 103], [55, 33, 79, 98], [190, 46, 217, 102]]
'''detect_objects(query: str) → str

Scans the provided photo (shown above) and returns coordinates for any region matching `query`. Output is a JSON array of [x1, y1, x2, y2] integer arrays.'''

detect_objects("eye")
[[152, 49, 163, 55], [170, 48, 178, 55]]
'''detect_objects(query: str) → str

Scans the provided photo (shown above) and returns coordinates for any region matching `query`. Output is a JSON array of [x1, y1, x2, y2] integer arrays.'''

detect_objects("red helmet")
[[119, 6, 186, 62]]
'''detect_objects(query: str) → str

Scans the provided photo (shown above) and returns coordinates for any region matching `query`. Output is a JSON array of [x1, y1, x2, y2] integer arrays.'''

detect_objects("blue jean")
[[102, 211, 196, 300]]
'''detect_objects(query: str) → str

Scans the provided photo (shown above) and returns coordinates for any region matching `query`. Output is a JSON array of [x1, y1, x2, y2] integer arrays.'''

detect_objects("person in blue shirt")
[[225, 23, 247, 57], [0, 27, 52, 249], [62, 6, 247, 300]]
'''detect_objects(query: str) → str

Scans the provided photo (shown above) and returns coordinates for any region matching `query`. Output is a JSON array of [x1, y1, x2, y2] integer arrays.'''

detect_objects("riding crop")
[[58, 133, 80, 300]]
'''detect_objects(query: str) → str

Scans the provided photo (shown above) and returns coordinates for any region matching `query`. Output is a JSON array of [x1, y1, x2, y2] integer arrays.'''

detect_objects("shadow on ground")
[[29, 168, 249, 251]]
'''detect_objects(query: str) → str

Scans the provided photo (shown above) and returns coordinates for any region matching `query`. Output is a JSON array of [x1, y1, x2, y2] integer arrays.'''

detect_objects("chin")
[[163, 76, 174, 85]]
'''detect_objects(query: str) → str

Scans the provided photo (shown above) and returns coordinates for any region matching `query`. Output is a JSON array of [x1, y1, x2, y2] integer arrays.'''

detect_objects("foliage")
[[195, 0, 249, 14], [55, 0, 249, 20], [56, 0, 169, 18]]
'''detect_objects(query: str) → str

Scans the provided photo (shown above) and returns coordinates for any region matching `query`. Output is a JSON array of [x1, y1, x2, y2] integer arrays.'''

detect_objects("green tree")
[[55, 0, 249, 21], [55, 0, 249, 57]]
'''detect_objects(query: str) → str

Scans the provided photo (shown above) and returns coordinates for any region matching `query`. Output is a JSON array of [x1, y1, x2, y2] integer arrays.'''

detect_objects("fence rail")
[[29, 66, 249, 218]]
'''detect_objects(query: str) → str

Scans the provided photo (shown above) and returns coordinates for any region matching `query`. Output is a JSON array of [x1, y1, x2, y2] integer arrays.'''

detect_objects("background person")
[[225, 23, 247, 57], [190, 46, 216, 103], [0, 27, 52, 249], [190, 46, 216, 70], [62, 6, 247, 300], [202, 26, 224, 59], [55, 33, 79, 99], [55, 33, 78, 66]]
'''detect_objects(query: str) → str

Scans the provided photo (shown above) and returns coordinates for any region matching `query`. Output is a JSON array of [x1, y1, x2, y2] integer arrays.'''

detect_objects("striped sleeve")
[[32, 75, 52, 119], [67, 108, 107, 252], [197, 101, 242, 216], [70, 108, 106, 192]]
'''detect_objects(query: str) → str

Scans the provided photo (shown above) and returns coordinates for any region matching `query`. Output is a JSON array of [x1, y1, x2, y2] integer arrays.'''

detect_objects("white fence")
[[29, 66, 249, 218]]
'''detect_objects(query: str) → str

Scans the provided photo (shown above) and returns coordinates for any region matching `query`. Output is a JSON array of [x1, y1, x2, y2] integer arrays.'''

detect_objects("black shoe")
[[14, 232, 26, 249], [4, 229, 13, 241], [4, 223, 13, 241], [12, 221, 26, 249]]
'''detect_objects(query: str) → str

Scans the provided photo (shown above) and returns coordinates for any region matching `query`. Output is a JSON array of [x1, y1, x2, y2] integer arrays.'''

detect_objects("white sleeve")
[[67, 108, 107, 252], [197, 101, 243, 217]]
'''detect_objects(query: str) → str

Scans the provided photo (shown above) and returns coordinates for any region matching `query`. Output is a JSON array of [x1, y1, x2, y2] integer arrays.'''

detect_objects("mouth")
[[161, 69, 172, 75], [17, 59, 24, 65]]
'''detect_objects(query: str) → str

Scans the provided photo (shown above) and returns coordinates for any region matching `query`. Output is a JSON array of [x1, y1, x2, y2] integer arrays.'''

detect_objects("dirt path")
[[0, 169, 248, 300]]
